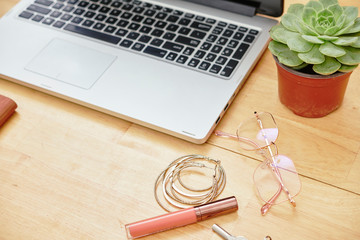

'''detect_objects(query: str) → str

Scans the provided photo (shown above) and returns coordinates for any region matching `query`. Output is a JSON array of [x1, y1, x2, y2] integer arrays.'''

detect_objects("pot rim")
[[272, 55, 351, 79]]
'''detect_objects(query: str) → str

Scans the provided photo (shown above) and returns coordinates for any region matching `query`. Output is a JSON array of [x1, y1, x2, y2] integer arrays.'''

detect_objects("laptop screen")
[[184, 0, 284, 17]]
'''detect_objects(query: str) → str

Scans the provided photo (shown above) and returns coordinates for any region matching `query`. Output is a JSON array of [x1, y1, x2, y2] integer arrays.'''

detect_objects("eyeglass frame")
[[215, 111, 299, 215]]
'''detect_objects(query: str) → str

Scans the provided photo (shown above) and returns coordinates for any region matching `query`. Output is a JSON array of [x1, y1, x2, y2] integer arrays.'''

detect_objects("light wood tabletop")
[[1, 0, 360, 239]]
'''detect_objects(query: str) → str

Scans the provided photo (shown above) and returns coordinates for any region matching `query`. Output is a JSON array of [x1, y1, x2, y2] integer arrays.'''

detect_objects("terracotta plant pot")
[[274, 56, 352, 118]]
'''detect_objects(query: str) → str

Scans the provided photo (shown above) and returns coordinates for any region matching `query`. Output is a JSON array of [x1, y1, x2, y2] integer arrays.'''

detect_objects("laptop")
[[0, 0, 282, 144]]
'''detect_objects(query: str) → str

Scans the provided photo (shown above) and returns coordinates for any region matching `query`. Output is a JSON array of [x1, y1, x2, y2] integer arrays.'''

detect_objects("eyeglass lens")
[[236, 112, 279, 150], [253, 154, 301, 205]]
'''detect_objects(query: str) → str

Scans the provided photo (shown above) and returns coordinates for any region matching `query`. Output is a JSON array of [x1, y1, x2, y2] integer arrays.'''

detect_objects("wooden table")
[[1, 0, 359, 239]]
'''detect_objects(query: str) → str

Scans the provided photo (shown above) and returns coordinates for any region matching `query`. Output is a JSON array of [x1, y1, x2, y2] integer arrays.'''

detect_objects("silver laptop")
[[0, 0, 282, 143]]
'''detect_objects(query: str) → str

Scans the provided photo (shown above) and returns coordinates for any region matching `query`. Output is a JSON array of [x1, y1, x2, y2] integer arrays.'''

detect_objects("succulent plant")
[[268, 0, 360, 75]]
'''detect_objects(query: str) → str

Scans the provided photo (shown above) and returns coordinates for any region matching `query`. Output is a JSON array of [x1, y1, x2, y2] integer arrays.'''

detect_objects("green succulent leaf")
[[287, 3, 304, 17], [302, 35, 324, 44], [313, 56, 341, 75], [305, 1, 323, 12], [319, 41, 346, 57], [343, 6, 358, 27], [339, 64, 358, 72], [288, 34, 314, 52], [315, 9, 335, 35], [295, 19, 319, 35], [268, 41, 304, 67], [298, 44, 325, 64], [336, 47, 360, 65], [281, 13, 300, 32], [318, 35, 338, 41], [319, 0, 338, 8], [291, 62, 309, 70], [270, 24, 298, 44], [332, 37, 358, 46], [328, 4, 343, 21], [351, 37, 360, 48], [340, 18, 360, 35], [302, 7, 317, 26]]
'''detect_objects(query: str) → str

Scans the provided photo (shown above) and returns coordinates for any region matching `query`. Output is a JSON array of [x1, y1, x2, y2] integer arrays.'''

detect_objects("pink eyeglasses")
[[215, 112, 301, 215]]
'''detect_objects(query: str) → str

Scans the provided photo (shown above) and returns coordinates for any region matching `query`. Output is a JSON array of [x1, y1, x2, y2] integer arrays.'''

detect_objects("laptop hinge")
[[185, 0, 258, 17]]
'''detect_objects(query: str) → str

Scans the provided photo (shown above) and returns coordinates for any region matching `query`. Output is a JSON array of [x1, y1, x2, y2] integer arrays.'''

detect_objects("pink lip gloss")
[[125, 196, 238, 239]]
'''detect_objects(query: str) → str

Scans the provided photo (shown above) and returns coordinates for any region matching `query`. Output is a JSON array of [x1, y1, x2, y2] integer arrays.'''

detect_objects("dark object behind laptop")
[[184, 0, 284, 17]]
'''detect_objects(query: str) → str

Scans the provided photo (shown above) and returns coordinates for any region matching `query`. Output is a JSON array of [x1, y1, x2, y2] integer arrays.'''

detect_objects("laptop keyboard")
[[18, 0, 260, 78]]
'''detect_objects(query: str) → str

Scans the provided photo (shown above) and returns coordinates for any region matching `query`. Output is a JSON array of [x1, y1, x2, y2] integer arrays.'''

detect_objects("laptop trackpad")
[[25, 39, 116, 89]]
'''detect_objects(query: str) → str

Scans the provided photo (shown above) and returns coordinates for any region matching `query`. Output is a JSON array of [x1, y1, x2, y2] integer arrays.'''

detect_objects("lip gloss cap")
[[195, 196, 238, 221]]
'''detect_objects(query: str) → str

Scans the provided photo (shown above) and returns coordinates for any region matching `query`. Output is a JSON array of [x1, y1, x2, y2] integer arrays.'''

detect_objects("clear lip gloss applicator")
[[125, 196, 238, 239]]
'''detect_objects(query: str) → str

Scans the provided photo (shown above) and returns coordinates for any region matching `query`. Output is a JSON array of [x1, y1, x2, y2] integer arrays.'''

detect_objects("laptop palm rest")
[[25, 38, 116, 89]]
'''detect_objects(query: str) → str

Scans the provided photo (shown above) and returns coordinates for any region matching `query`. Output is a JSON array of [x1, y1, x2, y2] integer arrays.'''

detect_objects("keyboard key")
[[35, 0, 52, 7], [151, 29, 164, 37], [115, 28, 128, 36], [143, 17, 155, 25], [210, 64, 222, 74], [190, 21, 212, 31], [19, 11, 33, 19], [175, 35, 200, 47], [227, 40, 239, 48], [138, 35, 152, 43], [27, 4, 51, 14], [139, 26, 152, 34], [199, 61, 211, 71], [32, 15, 44, 22], [211, 45, 222, 54], [176, 55, 188, 64], [215, 56, 228, 65], [42, 17, 55, 25], [178, 27, 191, 35], [155, 12, 167, 20], [64, 24, 121, 44], [178, 18, 190, 26], [190, 30, 206, 39], [131, 42, 145, 51], [150, 38, 163, 46], [188, 58, 200, 67], [222, 48, 233, 57], [166, 52, 178, 61], [194, 50, 206, 59], [233, 43, 249, 60], [216, 37, 228, 45], [93, 22, 105, 30], [154, 20, 166, 28], [104, 25, 117, 33], [249, 29, 259, 35], [183, 47, 194, 56], [163, 41, 183, 52], [244, 34, 255, 43], [127, 32, 140, 40], [221, 59, 239, 77], [167, 15, 179, 23], [239, 26, 248, 32], [201, 42, 212, 50], [166, 24, 179, 32], [206, 34, 217, 43], [205, 53, 216, 62], [53, 20, 66, 28], [120, 39, 133, 48], [163, 32, 175, 40], [82, 19, 94, 27], [143, 46, 167, 58], [50, 11, 62, 18]]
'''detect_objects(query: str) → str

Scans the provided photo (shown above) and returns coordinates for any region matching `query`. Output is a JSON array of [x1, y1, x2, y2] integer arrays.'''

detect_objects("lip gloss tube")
[[125, 196, 238, 239]]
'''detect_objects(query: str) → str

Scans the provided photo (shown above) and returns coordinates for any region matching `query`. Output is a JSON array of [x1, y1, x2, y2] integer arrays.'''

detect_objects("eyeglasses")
[[215, 112, 301, 215]]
